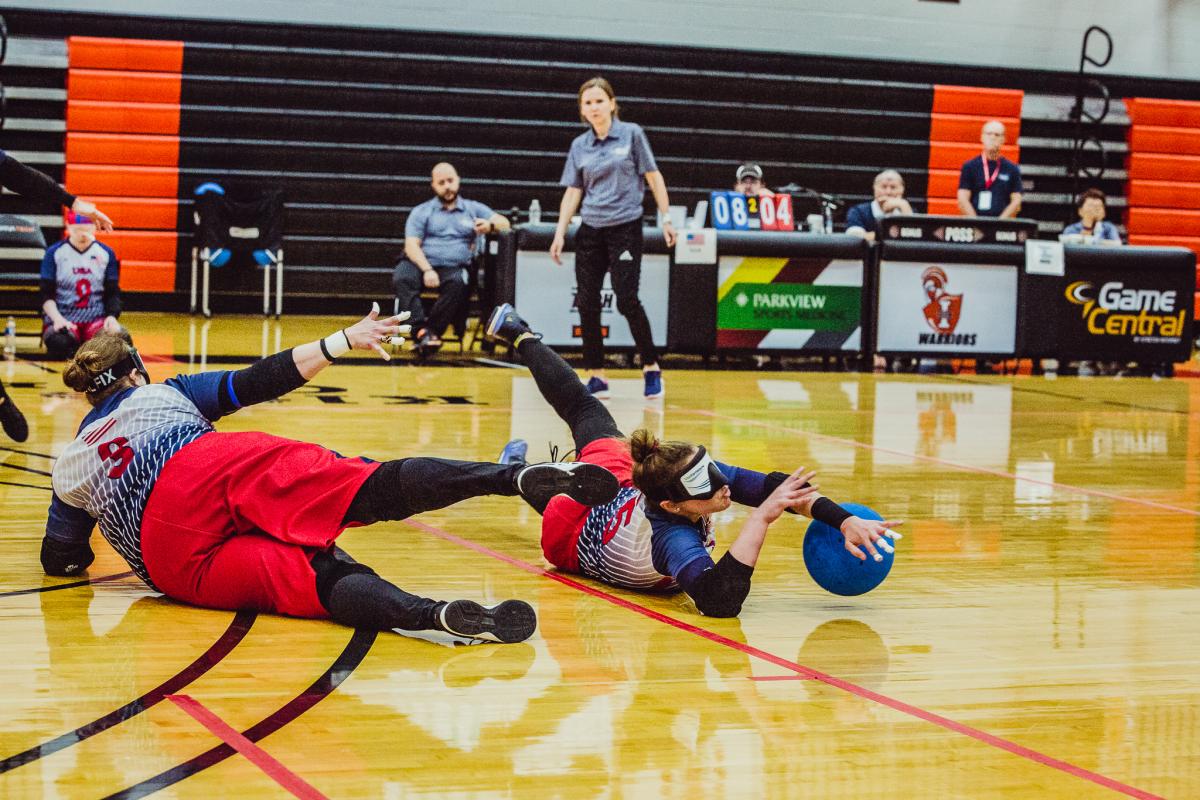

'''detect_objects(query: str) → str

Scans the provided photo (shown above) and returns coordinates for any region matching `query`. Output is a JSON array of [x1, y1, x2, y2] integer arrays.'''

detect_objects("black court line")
[[103, 628, 377, 799], [0, 571, 135, 599], [14, 357, 59, 374], [0, 461, 52, 478], [930, 373, 1189, 416], [0, 479, 51, 491], [0, 611, 257, 774], [0, 445, 57, 460]]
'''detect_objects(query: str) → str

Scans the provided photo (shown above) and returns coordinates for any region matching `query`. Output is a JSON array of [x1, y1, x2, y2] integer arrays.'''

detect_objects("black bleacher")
[[3, 9, 1185, 308]]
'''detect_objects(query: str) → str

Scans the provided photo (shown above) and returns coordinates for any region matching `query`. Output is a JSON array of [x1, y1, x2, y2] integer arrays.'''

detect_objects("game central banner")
[[715, 256, 862, 350]]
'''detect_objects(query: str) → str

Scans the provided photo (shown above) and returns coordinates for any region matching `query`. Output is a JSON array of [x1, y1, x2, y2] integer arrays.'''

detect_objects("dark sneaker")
[[584, 376, 610, 399], [516, 461, 619, 508], [643, 369, 663, 399], [484, 303, 538, 346], [438, 599, 537, 643], [0, 381, 28, 443], [499, 438, 528, 466], [415, 330, 442, 359]]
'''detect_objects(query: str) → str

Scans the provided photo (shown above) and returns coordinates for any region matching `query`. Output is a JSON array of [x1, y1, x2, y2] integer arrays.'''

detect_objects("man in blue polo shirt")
[[957, 120, 1023, 219], [394, 162, 510, 356]]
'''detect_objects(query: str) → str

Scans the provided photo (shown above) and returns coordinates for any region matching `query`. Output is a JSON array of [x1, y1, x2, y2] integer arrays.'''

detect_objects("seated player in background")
[[40, 305, 619, 644], [0, 150, 113, 443], [485, 303, 901, 618], [41, 212, 129, 360], [844, 170, 913, 240]]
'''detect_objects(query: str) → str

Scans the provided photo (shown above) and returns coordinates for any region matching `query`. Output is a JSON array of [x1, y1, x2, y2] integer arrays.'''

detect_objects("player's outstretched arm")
[[215, 304, 411, 414]]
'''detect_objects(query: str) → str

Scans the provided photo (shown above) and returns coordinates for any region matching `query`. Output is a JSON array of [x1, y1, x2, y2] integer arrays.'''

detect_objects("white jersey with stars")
[[50, 374, 227, 588]]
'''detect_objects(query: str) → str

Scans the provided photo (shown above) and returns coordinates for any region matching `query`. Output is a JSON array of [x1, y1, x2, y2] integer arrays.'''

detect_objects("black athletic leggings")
[[316, 457, 522, 632], [518, 337, 622, 453]]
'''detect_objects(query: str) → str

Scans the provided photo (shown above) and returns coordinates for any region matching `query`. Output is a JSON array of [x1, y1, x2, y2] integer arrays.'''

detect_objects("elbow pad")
[[687, 552, 754, 618], [41, 537, 95, 577], [220, 348, 306, 412]]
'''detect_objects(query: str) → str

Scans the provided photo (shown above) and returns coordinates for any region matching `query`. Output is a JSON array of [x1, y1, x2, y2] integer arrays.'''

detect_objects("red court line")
[[166, 694, 328, 800], [405, 518, 1164, 800], [680, 407, 1200, 519]]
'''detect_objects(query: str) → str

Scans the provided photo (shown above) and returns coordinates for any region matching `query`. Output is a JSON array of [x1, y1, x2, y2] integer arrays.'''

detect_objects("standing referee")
[[550, 77, 676, 400]]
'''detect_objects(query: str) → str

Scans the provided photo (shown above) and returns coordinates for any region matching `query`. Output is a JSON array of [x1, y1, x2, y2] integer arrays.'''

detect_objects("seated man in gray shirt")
[[394, 162, 510, 355]]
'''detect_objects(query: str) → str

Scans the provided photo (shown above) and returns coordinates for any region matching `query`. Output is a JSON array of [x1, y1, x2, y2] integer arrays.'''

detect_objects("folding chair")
[[189, 183, 285, 318]]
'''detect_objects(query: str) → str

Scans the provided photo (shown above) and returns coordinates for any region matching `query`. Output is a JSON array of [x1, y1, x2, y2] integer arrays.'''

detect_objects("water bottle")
[[3, 316, 15, 355], [529, 198, 542, 225]]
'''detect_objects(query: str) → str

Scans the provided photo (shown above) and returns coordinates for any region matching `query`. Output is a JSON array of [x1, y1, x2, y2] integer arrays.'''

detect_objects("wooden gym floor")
[[1, 312, 1197, 799]]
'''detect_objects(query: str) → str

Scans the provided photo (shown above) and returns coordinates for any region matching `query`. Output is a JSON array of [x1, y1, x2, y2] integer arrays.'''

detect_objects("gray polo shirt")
[[560, 119, 659, 228], [405, 196, 494, 267]]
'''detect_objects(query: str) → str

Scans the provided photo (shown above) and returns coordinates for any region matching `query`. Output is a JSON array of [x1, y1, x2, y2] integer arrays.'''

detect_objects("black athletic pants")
[[574, 219, 658, 370], [393, 258, 469, 338], [518, 337, 622, 454], [318, 458, 522, 631]]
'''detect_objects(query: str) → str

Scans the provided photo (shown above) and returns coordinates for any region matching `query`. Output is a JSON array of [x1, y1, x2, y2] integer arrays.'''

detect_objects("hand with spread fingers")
[[754, 466, 820, 525], [839, 516, 904, 562], [343, 303, 412, 361]]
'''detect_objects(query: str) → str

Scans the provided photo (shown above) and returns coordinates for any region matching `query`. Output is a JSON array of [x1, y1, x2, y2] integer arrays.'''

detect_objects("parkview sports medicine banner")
[[876, 260, 1018, 354], [514, 251, 669, 348], [716, 257, 862, 350]]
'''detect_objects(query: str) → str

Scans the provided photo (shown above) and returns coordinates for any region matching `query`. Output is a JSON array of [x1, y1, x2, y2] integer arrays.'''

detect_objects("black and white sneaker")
[[484, 303, 539, 347], [438, 599, 537, 643], [517, 461, 619, 508], [0, 381, 28, 443]]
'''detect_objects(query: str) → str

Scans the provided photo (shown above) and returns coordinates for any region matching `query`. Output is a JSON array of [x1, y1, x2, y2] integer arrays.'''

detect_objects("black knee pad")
[[311, 548, 378, 610]]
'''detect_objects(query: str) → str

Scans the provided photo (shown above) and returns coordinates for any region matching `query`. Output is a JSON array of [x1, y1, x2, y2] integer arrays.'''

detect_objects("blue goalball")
[[802, 503, 894, 596]]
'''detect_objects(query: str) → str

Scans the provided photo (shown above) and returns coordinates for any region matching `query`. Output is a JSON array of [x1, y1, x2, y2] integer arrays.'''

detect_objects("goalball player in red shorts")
[[484, 303, 901, 618], [40, 305, 618, 643]]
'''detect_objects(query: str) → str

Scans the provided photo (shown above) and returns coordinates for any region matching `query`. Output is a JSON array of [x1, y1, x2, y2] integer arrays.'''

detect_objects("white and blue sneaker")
[[643, 370, 663, 399], [585, 376, 610, 399], [499, 438, 528, 466], [485, 303, 539, 346]]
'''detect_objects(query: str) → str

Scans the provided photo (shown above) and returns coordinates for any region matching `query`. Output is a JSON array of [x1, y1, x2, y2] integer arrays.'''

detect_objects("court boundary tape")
[[0, 610, 256, 773], [681, 407, 1200, 519], [167, 694, 328, 800], [405, 517, 1166, 800], [103, 628, 377, 800]]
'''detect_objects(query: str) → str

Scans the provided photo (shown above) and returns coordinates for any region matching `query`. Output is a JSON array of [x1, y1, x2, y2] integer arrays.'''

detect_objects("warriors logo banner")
[[876, 260, 1017, 354]]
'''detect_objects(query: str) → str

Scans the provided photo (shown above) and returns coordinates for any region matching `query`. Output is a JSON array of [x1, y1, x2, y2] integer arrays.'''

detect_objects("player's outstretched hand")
[[344, 302, 412, 361], [755, 465, 819, 525], [839, 516, 903, 562], [71, 198, 114, 232]]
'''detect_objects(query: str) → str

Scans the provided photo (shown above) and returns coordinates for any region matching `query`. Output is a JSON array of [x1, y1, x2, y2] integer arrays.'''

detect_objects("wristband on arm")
[[811, 497, 854, 529], [320, 329, 352, 362]]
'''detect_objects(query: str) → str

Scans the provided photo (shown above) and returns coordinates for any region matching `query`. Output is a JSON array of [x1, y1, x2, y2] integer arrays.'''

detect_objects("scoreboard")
[[709, 192, 795, 231]]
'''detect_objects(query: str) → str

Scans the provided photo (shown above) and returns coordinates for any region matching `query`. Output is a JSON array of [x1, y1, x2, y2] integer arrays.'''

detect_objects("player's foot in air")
[[499, 438, 528, 466], [437, 598, 537, 643], [515, 460, 618, 508], [0, 380, 29, 442], [484, 303, 539, 347]]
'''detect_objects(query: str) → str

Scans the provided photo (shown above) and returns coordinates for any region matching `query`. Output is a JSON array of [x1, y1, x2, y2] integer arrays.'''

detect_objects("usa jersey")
[[575, 487, 716, 591], [48, 372, 229, 588], [41, 238, 120, 324]]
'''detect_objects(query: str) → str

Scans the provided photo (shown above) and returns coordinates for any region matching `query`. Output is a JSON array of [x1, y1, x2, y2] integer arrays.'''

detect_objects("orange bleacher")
[[1126, 98, 1200, 305], [926, 85, 1023, 216], [64, 37, 183, 293]]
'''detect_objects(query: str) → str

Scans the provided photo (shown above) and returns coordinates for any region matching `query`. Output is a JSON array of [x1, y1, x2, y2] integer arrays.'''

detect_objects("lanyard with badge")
[[977, 155, 1000, 212]]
